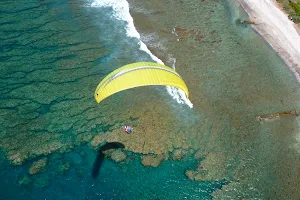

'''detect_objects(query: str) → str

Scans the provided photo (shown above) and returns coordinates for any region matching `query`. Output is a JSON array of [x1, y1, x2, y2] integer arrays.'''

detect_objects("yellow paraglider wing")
[[94, 62, 189, 103]]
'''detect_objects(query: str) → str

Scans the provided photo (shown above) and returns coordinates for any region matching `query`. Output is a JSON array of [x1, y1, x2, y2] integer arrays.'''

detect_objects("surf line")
[[90, 0, 193, 108]]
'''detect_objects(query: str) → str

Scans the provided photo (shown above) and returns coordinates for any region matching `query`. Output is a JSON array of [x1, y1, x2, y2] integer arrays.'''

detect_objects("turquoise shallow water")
[[1, 0, 300, 199], [0, 147, 226, 200]]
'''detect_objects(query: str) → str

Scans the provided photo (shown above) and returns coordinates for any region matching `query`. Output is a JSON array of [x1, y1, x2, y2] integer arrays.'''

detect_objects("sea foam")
[[90, 0, 193, 108]]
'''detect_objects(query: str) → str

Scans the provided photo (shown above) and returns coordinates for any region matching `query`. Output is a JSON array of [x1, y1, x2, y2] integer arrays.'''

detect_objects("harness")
[[124, 126, 133, 134]]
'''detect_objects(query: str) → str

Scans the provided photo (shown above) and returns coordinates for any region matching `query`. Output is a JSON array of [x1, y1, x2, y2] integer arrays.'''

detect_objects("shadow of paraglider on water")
[[92, 142, 125, 179]]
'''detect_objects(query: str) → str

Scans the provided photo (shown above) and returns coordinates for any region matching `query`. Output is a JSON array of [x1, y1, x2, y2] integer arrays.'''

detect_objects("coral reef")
[[89, 98, 195, 167]]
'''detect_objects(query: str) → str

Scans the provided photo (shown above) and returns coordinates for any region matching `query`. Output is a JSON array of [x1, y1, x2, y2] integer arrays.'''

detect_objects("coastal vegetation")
[[290, 1, 300, 14], [277, 0, 300, 23]]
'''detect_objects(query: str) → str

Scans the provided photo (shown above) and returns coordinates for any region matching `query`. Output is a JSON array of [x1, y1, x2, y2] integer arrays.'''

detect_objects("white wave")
[[90, 0, 193, 108], [166, 86, 193, 108]]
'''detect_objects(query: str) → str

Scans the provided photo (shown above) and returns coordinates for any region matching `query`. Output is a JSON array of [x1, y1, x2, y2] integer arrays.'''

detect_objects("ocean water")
[[1, 0, 300, 199]]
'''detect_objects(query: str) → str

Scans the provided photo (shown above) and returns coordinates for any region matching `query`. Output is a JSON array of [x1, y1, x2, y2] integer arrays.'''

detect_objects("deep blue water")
[[0, 146, 226, 200]]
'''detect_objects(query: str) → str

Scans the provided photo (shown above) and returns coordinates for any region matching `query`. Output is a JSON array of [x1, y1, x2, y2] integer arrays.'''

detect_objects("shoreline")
[[236, 0, 300, 83], [126, 1, 300, 199]]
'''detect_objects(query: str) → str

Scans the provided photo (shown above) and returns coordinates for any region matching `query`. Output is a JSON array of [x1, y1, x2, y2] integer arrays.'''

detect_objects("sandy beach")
[[236, 0, 300, 83]]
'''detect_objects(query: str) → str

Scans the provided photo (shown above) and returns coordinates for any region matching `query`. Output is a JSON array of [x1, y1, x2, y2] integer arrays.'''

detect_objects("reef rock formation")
[[111, 150, 127, 162], [185, 152, 228, 181], [57, 161, 71, 175], [18, 175, 32, 186], [29, 158, 48, 175], [141, 154, 164, 167], [172, 149, 188, 160]]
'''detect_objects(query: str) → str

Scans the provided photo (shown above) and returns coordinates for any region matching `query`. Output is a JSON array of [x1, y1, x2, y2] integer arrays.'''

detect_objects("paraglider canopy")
[[94, 62, 189, 103]]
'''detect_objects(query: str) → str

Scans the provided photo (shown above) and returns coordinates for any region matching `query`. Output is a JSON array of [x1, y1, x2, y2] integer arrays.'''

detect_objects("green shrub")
[[289, 13, 300, 23], [289, 2, 300, 16]]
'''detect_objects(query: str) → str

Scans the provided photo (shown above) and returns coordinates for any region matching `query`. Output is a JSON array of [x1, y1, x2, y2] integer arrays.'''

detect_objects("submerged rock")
[[185, 152, 228, 181], [172, 149, 188, 160], [237, 19, 255, 25], [7, 152, 28, 165], [141, 154, 164, 167], [76, 167, 85, 178], [185, 170, 197, 180], [111, 151, 126, 162], [18, 175, 32, 186], [185, 169, 211, 181], [102, 149, 115, 156], [58, 144, 74, 154], [161, 26, 203, 42], [29, 158, 48, 175], [257, 110, 300, 121], [34, 175, 50, 188], [6, 140, 64, 166], [57, 161, 71, 175]]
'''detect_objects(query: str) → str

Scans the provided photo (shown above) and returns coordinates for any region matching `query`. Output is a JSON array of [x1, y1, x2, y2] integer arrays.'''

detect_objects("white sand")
[[237, 0, 300, 83]]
